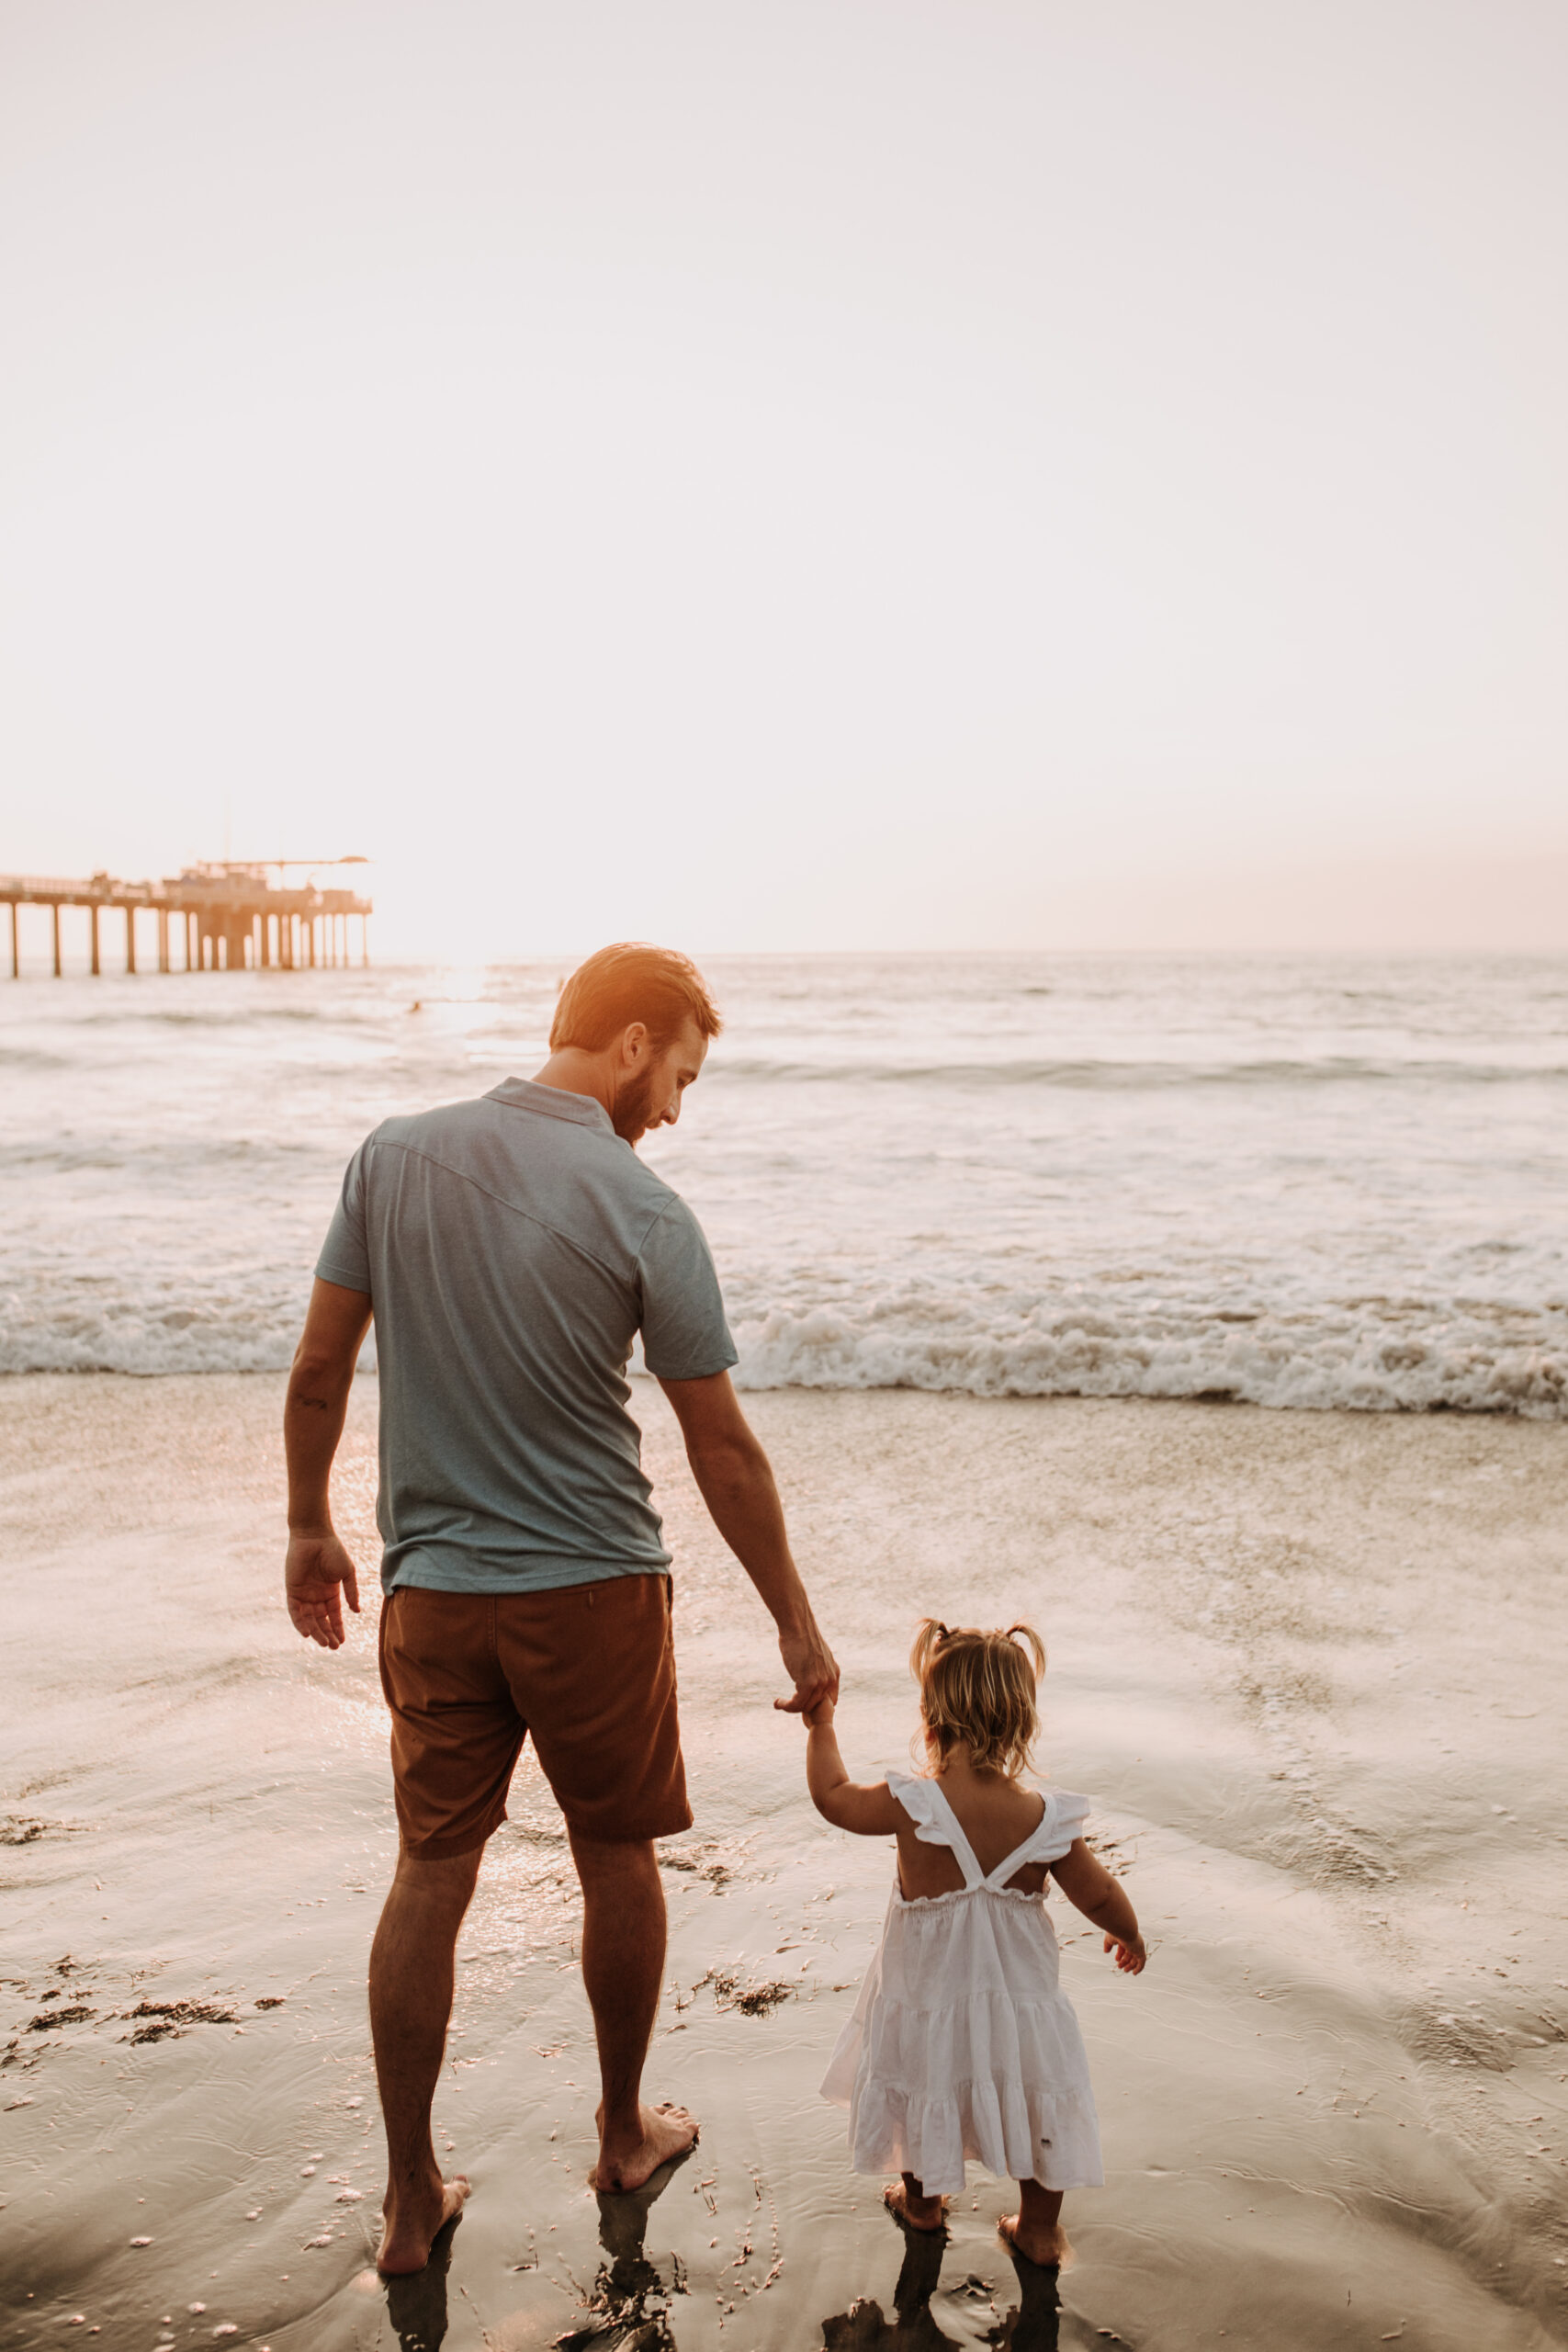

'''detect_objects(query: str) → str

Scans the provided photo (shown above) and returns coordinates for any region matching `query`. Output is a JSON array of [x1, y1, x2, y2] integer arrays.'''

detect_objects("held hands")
[[286, 1530, 361, 1649], [773, 1620, 840, 1721], [1103, 1930, 1147, 1975]]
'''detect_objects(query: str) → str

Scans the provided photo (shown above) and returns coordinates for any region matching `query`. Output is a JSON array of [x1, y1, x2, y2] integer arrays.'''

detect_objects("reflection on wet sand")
[[532, 2166, 1065, 2352], [822, 2226, 1064, 2352], [554, 2152, 693, 2349], [383, 2211, 462, 2352], [381, 2159, 696, 2351]]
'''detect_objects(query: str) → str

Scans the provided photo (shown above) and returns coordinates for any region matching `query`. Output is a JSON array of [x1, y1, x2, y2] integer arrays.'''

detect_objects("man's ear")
[[620, 1021, 651, 1065]]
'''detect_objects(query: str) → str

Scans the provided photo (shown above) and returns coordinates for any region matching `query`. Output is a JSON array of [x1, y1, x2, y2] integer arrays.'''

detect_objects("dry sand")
[[2, 1374, 1566, 2350]]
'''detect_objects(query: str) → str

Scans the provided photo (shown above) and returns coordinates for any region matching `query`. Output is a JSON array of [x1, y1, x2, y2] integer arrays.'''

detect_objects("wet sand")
[[2, 1374, 1566, 2351]]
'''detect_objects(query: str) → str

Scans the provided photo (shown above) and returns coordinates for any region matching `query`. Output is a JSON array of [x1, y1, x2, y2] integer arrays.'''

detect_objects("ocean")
[[2, 950, 1564, 1413]]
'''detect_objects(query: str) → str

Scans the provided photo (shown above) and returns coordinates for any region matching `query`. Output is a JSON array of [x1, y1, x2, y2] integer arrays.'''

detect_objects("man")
[[282, 942, 838, 2275]]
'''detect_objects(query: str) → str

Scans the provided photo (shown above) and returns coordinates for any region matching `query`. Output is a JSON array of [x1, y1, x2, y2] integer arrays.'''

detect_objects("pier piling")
[[0, 861, 372, 978]]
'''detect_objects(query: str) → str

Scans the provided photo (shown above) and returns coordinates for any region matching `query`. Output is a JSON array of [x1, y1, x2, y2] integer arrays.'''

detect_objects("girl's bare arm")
[[1050, 1838, 1147, 1973], [805, 1700, 904, 1836]]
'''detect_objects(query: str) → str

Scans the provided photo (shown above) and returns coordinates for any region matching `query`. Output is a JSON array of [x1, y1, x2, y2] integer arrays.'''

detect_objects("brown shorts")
[[377, 1572, 691, 1859]]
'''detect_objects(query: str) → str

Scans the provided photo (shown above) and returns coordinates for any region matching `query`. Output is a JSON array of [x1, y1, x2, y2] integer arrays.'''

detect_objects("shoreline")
[[4, 1374, 1566, 2349], [6, 1360, 1563, 1420]]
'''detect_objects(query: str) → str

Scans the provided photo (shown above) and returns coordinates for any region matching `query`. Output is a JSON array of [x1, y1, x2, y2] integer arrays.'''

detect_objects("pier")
[[0, 860, 372, 977]]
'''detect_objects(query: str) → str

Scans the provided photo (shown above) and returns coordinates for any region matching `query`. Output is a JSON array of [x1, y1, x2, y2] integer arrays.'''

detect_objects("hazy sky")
[[2, 1, 1565, 956]]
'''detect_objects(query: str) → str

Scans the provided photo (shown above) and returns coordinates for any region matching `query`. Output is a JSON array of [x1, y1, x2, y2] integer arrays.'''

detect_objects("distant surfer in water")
[[281, 942, 839, 2273]]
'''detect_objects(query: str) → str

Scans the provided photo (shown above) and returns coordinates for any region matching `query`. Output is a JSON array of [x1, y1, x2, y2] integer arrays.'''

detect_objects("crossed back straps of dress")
[[922, 1777, 1058, 1892]]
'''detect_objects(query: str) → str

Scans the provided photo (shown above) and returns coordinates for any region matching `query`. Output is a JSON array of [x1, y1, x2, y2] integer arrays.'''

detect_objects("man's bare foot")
[[885, 2180, 948, 2235], [998, 2211, 1071, 2269], [376, 2175, 469, 2276], [589, 2101, 699, 2192]]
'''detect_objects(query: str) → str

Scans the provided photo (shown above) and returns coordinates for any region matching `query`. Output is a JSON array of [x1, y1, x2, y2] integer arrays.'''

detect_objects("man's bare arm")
[[656, 1370, 839, 1716], [284, 1277, 373, 1649]]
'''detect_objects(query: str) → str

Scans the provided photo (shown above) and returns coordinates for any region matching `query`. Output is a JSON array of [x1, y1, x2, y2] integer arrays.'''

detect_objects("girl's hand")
[[1104, 1930, 1146, 1975], [804, 1694, 837, 1730]]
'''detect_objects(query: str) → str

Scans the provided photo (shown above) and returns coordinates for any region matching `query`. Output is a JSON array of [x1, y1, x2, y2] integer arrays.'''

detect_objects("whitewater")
[[1, 951, 1563, 1415]]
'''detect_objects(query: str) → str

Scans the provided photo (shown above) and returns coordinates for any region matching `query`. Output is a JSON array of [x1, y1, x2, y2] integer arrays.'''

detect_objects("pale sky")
[[2, 1, 1565, 956]]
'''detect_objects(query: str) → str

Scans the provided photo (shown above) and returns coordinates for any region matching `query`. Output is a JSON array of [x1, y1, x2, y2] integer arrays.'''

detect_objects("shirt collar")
[[484, 1077, 615, 1135]]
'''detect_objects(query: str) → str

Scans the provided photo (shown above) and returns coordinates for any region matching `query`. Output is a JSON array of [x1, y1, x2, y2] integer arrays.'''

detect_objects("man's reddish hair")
[[549, 943, 723, 1054]]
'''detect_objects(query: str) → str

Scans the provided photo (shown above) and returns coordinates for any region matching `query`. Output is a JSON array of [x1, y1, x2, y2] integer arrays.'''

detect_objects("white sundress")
[[819, 1770, 1103, 2198]]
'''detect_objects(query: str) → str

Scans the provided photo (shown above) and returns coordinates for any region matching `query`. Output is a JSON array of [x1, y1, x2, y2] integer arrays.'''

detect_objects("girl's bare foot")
[[998, 2211, 1072, 2269], [589, 2100, 700, 2192], [885, 2178, 948, 2234], [377, 2174, 469, 2275]]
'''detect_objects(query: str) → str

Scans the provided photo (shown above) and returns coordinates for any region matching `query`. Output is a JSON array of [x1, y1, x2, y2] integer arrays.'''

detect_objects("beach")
[[8, 0, 1568, 2339], [4, 1373, 1566, 2351]]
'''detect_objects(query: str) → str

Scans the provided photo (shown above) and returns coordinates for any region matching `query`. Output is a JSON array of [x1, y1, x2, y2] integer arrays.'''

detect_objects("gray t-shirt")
[[314, 1077, 737, 1595]]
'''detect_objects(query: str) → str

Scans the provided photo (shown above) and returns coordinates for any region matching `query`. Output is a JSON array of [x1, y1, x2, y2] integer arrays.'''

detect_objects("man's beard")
[[610, 1065, 658, 1144]]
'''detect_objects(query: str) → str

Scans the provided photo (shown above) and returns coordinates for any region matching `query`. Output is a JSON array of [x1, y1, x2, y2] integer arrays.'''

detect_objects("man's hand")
[[283, 1279, 372, 1650], [773, 1620, 840, 1719], [286, 1531, 361, 1649]]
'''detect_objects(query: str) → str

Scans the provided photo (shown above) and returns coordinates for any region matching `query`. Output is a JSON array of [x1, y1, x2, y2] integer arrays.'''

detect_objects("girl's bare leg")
[[885, 2174, 948, 2233], [998, 2178, 1069, 2267]]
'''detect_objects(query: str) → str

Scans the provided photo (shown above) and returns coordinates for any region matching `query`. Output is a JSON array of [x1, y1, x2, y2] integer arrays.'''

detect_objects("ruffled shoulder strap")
[[886, 1770, 984, 1886], [982, 1785, 1092, 1886]]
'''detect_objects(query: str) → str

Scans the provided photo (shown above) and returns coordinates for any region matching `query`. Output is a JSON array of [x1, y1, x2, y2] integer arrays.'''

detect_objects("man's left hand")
[[286, 1531, 362, 1649], [773, 1621, 840, 1718]]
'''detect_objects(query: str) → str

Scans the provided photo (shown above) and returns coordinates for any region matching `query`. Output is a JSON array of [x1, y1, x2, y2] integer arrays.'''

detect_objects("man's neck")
[[531, 1047, 615, 1115]]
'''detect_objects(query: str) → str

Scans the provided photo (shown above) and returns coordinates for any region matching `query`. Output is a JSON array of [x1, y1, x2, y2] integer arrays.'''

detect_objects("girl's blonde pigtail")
[[1006, 1623, 1046, 1683], [908, 1619, 951, 1687]]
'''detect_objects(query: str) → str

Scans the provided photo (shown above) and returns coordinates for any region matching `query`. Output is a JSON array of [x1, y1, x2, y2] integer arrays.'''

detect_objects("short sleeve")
[[636, 1197, 738, 1381], [314, 1140, 373, 1295], [1032, 1787, 1092, 1867], [885, 1770, 953, 1848]]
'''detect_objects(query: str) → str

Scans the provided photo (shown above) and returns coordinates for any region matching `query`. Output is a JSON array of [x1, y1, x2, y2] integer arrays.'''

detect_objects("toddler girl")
[[808, 1619, 1145, 2267]]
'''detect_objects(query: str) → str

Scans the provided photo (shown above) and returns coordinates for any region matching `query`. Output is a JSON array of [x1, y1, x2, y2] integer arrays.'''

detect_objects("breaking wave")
[[728, 1295, 1567, 1417], [6, 1279, 1562, 1419]]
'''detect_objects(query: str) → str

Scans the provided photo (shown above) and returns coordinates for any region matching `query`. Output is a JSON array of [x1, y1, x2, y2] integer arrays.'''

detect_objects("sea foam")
[[3, 1294, 1563, 1419], [728, 1295, 1565, 1416]]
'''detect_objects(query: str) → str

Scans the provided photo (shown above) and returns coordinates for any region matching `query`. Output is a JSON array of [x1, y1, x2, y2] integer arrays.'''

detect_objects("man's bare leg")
[[369, 1846, 482, 2274], [572, 1832, 698, 2191]]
